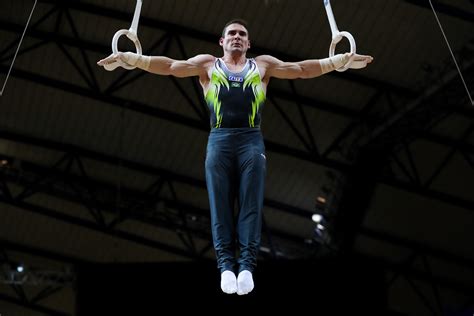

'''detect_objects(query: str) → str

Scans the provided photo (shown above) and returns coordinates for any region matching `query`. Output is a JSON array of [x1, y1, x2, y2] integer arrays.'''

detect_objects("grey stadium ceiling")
[[1, 0, 473, 315]]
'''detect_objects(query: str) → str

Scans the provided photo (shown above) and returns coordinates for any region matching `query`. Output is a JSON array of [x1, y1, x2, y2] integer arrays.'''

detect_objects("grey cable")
[[0, 0, 38, 96], [428, 0, 473, 106]]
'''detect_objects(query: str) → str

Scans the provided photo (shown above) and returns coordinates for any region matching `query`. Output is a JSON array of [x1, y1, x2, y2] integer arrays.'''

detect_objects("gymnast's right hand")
[[97, 52, 150, 71]]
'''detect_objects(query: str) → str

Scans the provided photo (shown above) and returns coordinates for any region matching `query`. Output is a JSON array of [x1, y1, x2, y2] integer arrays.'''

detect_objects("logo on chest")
[[228, 75, 243, 82]]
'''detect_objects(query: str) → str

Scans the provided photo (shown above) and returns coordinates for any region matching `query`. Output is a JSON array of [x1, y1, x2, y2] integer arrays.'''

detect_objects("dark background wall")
[[76, 254, 386, 314]]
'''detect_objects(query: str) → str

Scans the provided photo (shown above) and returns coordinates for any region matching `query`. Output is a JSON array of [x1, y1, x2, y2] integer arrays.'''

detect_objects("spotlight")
[[312, 214, 323, 223]]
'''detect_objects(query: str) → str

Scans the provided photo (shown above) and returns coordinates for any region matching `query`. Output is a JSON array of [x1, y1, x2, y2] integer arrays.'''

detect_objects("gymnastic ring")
[[111, 29, 143, 70], [329, 31, 356, 72]]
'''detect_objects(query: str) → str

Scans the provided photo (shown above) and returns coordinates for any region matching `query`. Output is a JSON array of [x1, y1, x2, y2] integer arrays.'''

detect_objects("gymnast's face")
[[220, 23, 250, 54]]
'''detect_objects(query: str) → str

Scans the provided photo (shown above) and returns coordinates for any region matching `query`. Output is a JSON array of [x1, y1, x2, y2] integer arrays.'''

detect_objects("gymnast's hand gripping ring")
[[111, 0, 143, 70], [324, 0, 363, 72]]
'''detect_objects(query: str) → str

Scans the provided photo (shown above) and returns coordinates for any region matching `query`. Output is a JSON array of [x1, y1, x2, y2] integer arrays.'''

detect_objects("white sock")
[[237, 270, 254, 295], [220, 270, 237, 294]]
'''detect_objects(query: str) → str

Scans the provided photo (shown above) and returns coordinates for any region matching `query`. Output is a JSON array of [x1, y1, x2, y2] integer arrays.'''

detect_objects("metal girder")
[[419, 130, 474, 155], [3, 161, 473, 297], [0, 18, 361, 117], [0, 13, 361, 167], [1, 15, 471, 162], [1, 269, 74, 286], [1, 64, 472, 211], [356, 61, 474, 211], [0, 194, 200, 260], [1, 128, 472, 219], [1, 133, 473, 270], [360, 61, 474, 150], [0, 130, 314, 218], [331, 57, 474, 300], [0, 243, 76, 316], [335, 53, 474, 257], [1, 11, 471, 162], [0, 154, 310, 258], [0, 63, 352, 171]]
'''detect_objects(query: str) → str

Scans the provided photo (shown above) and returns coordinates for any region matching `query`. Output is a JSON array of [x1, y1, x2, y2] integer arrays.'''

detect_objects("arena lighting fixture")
[[0, 157, 9, 166], [312, 215, 328, 235], [316, 196, 327, 204], [312, 214, 323, 223], [313, 222, 331, 245]]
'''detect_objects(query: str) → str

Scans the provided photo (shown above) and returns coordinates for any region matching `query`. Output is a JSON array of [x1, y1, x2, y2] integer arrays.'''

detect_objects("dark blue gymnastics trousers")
[[205, 128, 266, 274]]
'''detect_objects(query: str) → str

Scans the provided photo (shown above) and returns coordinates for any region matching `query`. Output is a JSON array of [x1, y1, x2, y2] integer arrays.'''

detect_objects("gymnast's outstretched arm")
[[97, 52, 215, 78]]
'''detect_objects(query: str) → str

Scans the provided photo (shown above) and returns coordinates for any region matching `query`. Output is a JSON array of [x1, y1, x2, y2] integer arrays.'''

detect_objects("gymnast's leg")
[[235, 130, 266, 295], [205, 130, 237, 294]]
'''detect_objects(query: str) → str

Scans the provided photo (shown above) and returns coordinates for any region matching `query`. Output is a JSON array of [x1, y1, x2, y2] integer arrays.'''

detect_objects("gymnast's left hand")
[[347, 52, 374, 69]]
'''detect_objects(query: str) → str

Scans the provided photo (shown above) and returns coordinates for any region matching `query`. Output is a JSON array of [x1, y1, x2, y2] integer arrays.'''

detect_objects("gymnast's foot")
[[237, 270, 254, 295], [220, 270, 237, 294]]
